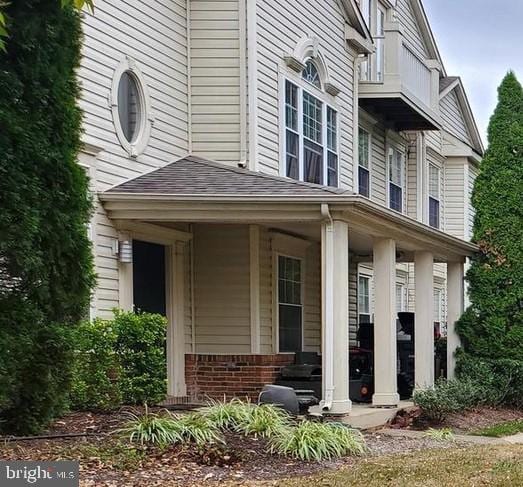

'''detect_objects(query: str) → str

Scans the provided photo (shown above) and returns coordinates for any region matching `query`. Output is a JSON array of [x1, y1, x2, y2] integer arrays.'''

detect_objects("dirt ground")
[[0, 408, 469, 486]]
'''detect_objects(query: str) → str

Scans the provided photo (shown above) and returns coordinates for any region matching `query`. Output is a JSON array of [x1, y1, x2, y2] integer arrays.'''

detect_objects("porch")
[[99, 156, 476, 415]]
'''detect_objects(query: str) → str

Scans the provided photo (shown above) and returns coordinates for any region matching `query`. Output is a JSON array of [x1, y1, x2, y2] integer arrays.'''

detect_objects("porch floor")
[[339, 401, 415, 430]]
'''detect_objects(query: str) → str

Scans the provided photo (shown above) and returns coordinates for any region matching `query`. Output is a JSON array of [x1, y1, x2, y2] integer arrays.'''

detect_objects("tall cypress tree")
[[457, 72, 523, 404], [0, 0, 94, 433]]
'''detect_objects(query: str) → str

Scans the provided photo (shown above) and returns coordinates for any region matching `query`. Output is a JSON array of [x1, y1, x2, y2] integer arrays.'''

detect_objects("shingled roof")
[[106, 155, 353, 197]]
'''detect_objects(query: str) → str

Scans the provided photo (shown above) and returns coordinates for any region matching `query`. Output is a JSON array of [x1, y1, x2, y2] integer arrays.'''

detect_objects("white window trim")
[[273, 252, 306, 354], [278, 64, 341, 187], [110, 57, 153, 158], [428, 162, 441, 229], [357, 271, 373, 323], [358, 126, 372, 198], [386, 139, 407, 214]]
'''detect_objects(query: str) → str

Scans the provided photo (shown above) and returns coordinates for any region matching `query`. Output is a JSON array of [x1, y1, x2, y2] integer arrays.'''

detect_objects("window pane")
[[429, 164, 440, 199], [358, 128, 370, 169], [390, 183, 403, 212], [359, 313, 371, 324], [359, 166, 370, 197], [304, 139, 323, 184], [389, 148, 403, 186], [302, 61, 321, 88], [327, 152, 338, 187], [303, 92, 322, 143], [285, 81, 298, 131], [429, 197, 440, 229], [358, 276, 370, 314], [118, 71, 141, 143], [279, 304, 302, 352], [286, 131, 299, 180], [327, 107, 337, 151]]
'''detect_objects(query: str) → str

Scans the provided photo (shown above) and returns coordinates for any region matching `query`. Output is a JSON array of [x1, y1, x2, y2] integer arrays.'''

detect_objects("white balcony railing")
[[401, 45, 432, 106]]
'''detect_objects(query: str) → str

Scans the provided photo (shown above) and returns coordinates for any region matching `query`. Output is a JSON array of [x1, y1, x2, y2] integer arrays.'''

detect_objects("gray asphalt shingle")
[[105, 155, 354, 196]]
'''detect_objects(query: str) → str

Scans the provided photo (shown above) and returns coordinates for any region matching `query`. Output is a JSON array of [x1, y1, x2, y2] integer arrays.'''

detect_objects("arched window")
[[302, 61, 321, 88]]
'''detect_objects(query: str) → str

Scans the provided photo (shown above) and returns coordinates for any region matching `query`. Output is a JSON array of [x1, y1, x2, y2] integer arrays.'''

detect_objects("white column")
[[447, 261, 464, 380], [320, 219, 352, 415], [415, 251, 435, 390], [372, 238, 400, 406], [166, 242, 187, 397], [249, 225, 261, 354]]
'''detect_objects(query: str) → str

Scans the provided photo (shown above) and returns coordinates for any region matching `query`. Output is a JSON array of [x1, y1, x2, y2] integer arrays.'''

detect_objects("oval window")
[[117, 71, 142, 143]]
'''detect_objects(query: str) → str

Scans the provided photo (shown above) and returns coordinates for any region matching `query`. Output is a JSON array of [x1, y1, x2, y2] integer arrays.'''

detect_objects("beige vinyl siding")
[[444, 157, 467, 240], [441, 90, 472, 146], [303, 244, 321, 352], [190, 0, 242, 164], [468, 163, 479, 238], [255, 0, 355, 188], [79, 0, 189, 314], [193, 224, 251, 353], [395, 0, 428, 58], [259, 227, 273, 353]]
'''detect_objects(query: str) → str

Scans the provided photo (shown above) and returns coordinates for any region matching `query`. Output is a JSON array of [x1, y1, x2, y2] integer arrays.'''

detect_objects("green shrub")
[[456, 72, 523, 408], [270, 421, 366, 461], [70, 311, 167, 410], [70, 319, 121, 411], [413, 378, 488, 423], [0, 1, 94, 434], [113, 311, 167, 405]]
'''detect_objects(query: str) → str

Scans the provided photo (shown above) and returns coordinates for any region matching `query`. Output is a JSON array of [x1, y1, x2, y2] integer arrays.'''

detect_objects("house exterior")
[[79, 0, 483, 414]]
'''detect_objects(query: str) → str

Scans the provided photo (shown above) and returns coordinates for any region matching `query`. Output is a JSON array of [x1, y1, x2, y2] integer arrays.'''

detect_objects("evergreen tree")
[[457, 72, 523, 405], [0, 0, 94, 433]]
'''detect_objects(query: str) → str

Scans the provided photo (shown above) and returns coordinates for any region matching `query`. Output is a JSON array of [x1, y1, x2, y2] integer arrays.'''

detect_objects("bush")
[[413, 378, 488, 423], [233, 403, 291, 438], [0, 1, 94, 434], [270, 421, 366, 461], [70, 311, 167, 410], [201, 398, 252, 430]]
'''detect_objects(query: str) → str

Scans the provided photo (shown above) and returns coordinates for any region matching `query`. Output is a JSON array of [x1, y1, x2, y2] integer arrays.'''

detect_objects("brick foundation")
[[185, 354, 295, 402]]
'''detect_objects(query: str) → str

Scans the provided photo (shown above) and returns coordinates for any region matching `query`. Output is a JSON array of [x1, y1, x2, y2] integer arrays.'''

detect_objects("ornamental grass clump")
[[120, 408, 184, 447], [201, 398, 253, 430], [122, 408, 223, 447], [269, 421, 367, 461], [233, 403, 291, 438]]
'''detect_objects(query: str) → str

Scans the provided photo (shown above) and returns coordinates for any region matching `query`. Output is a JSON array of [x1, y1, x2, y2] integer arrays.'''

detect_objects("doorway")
[[132, 239, 167, 315]]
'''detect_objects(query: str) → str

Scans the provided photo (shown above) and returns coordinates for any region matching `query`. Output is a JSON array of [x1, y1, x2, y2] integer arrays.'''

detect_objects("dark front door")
[[132, 240, 166, 316]]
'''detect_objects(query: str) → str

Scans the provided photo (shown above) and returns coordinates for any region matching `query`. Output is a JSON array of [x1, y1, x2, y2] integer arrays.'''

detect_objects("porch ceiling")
[[100, 156, 477, 263]]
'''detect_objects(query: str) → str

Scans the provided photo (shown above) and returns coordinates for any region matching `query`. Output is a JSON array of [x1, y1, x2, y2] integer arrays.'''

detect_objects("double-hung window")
[[358, 128, 371, 197], [388, 147, 405, 212], [284, 62, 339, 187], [428, 163, 441, 229], [358, 275, 371, 324], [278, 255, 303, 352]]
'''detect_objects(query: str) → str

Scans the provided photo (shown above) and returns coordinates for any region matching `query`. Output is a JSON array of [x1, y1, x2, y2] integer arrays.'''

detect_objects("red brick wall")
[[185, 354, 294, 402]]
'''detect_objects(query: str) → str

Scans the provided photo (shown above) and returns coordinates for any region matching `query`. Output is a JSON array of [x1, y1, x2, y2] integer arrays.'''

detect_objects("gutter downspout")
[[247, 0, 258, 171], [320, 203, 334, 411]]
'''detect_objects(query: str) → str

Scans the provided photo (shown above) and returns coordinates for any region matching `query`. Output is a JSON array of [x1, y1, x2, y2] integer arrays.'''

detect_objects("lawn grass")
[[268, 446, 523, 487], [472, 419, 523, 438]]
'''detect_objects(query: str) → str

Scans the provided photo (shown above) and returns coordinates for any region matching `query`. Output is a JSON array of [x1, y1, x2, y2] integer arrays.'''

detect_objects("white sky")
[[423, 0, 523, 145]]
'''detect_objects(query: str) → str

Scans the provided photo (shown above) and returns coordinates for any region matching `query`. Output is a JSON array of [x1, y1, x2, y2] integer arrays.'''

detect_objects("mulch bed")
[[0, 409, 464, 486], [390, 405, 523, 433]]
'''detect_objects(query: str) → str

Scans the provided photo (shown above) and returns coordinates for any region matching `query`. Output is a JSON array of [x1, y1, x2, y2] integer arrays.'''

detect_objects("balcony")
[[358, 22, 441, 131]]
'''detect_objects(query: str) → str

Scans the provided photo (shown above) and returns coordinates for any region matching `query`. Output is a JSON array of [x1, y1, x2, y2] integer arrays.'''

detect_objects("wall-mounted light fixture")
[[112, 239, 133, 263]]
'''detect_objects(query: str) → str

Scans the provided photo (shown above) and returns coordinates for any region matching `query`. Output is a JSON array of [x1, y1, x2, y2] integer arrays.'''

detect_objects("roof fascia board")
[[339, 0, 373, 40]]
